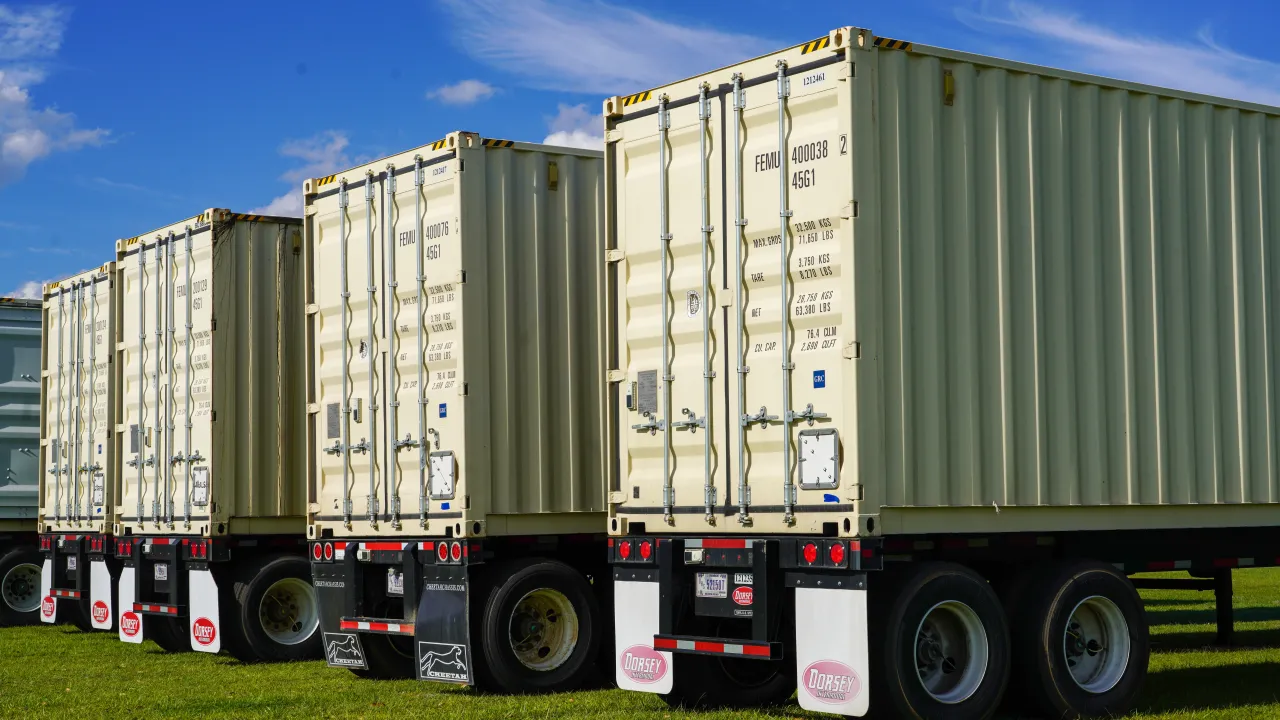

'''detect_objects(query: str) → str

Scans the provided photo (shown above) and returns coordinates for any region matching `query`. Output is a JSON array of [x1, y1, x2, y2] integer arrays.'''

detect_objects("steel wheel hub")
[[2, 563, 41, 613], [258, 577, 319, 646], [914, 600, 989, 704], [508, 588, 579, 672], [1063, 595, 1130, 694]]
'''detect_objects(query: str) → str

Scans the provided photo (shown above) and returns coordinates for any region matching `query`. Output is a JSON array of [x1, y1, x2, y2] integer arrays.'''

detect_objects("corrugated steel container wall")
[[306, 132, 605, 540], [0, 298, 42, 530], [38, 266, 117, 534], [115, 211, 306, 538], [606, 27, 1280, 538]]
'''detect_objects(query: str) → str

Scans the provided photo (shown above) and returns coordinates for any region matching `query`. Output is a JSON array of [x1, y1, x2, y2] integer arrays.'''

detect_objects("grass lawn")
[[0, 568, 1277, 719]]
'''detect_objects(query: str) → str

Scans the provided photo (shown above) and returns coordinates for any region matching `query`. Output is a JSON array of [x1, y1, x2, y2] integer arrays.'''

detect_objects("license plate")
[[696, 572, 727, 599], [154, 564, 169, 581], [66, 556, 77, 571], [386, 570, 404, 596]]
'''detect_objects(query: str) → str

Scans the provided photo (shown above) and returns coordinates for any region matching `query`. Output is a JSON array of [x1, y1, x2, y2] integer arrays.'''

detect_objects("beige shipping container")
[[39, 264, 118, 535], [114, 210, 306, 538], [305, 132, 605, 540], [606, 27, 1280, 538]]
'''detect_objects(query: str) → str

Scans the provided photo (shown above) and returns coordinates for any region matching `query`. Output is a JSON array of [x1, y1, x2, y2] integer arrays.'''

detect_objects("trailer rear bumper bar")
[[132, 602, 183, 617], [653, 634, 781, 659], [339, 617, 414, 635]]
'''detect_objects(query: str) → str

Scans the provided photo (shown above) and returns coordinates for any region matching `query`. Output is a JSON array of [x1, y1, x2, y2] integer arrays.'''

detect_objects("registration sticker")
[[696, 572, 727, 599], [154, 564, 168, 581], [387, 569, 404, 596]]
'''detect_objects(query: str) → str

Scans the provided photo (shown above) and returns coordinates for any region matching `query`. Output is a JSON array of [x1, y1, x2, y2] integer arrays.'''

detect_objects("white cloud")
[[0, 6, 107, 186], [250, 130, 353, 217], [961, 2, 1280, 107], [439, 0, 775, 94], [7, 280, 41, 299], [542, 103, 602, 150], [427, 79, 497, 105]]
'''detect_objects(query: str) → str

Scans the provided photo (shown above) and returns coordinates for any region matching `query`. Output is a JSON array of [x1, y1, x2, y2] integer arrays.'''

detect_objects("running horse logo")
[[324, 633, 364, 666], [420, 645, 468, 677]]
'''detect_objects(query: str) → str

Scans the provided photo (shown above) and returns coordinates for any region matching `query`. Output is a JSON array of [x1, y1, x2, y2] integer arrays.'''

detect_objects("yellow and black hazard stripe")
[[234, 213, 269, 222], [124, 236, 141, 247], [430, 139, 448, 151], [621, 90, 652, 107], [800, 36, 831, 55], [482, 138, 515, 148], [194, 212, 208, 223], [873, 36, 913, 52], [315, 174, 337, 187]]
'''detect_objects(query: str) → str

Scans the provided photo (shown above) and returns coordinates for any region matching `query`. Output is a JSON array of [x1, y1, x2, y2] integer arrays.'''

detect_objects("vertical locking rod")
[[775, 61, 797, 525], [70, 282, 82, 520], [697, 84, 716, 522], [165, 233, 177, 525], [732, 74, 753, 526], [414, 156, 429, 528], [365, 173, 379, 526], [152, 237, 163, 526], [657, 95, 674, 524], [135, 247, 147, 523], [53, 289, 64, 523], [183, 228, 195, 527]]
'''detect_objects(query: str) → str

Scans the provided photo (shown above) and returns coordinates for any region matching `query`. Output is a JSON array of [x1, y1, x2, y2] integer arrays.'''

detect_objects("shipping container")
[[36, 265, 121, 632], [305, 132, 609, 692], [106, 210, 319, 662], [0, 297, 44, 626], [604, 27, 1280, 719]]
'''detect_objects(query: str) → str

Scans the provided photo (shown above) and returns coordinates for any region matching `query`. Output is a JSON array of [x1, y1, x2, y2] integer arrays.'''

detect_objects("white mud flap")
[[118, 566, 143, 643], [39, 559, 55, 624], [89, 559, 114, 630], [795, 586, 870, 716], [188, 568, 221, 653], [613, 580, 672, 694]]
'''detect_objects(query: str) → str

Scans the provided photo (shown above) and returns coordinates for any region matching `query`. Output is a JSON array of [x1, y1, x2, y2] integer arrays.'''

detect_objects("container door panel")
[[621, 90, 728, 528]]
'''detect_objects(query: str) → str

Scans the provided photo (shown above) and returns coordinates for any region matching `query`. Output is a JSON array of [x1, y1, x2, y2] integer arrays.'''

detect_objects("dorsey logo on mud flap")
[[802, 660, 861, 704], [732, 587, 754, 606], [41, 596, 55, 618], [193, 617, 217, 645], [92, 601, 109, 624], [620, 645, 667, 684], [121, 611, 141, 637]]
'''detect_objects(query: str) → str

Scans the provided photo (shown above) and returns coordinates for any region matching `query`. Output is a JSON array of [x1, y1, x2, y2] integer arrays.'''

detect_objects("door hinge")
[[843, 341, 861, 359], [606, 249, 625, 263], [607, 369, 626, 383]]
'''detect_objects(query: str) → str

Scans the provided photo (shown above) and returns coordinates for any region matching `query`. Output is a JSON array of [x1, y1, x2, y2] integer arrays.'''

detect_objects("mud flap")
[[188, 568, 220, 653], [39, 559, 55, 624], [794, 585, 869, 716], [613, 579, 672, 693], [414, 565, 472, 685], [117, 565, 143, 643], [89, 558, 114, 630], [312, 561, 366, 669]]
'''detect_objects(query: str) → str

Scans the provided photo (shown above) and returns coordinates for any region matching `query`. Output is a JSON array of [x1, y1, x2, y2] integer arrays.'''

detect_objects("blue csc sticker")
[[439, 403, 447, 418], [813, 370, 826, 389]]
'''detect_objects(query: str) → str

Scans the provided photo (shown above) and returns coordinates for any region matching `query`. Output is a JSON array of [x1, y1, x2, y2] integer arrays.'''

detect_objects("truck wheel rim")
[[259, 578, 319, 646], [508, 588, 579, 672], [1064, 595, 1130, 694], [1, 563, 41, 613], [914, 600, 989, 704]]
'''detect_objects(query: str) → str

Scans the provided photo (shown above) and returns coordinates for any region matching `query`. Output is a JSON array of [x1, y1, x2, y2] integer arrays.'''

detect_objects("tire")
[[869, 562, 1010, 720], [476, 559, 602, 693], [660, 618, 796, 710], [148, 616, 192, 653], [1008, 560, 1149, 719], [0, 547, 44, 626], [223, 554, 322, 663]]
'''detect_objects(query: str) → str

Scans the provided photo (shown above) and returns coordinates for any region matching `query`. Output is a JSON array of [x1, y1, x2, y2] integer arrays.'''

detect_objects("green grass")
[[1, 569, 1278, 719]]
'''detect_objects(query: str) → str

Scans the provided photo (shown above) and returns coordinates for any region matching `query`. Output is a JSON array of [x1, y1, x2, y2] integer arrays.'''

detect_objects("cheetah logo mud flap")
[[89, 558, 114, 630], [794, 585, 870, 716], [414, 569, 473, 685], [324, 632, 367, 668], [613, 579, 672, 694], [188, 568, 220, 653], [118, 566, 143, 643], [39, 559, 55, 624]]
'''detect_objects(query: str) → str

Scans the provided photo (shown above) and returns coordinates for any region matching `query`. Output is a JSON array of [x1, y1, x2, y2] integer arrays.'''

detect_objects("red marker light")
[[323, 542, 334, 561], [312, 543, 323, 560], [803, 543, 818, 564], [450, 542, 462, 562], [829, 542, 845, 565], [618, 540, 632, 560], [639, 540, 653, 560], [437, 542, 449, 563]]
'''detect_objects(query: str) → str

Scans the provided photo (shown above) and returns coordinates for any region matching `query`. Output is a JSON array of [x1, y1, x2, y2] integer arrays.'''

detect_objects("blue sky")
[[2, 0, 1279, 297]]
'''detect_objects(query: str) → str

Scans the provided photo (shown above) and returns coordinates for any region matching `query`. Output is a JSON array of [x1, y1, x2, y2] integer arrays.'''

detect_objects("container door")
[[74, 275, 112, 525], [731, 60, 851, 531], [0, 303, 39, 521], [619, 87, 729, 528], [41, 288, 70, 527], [120, 231, 211, 532]]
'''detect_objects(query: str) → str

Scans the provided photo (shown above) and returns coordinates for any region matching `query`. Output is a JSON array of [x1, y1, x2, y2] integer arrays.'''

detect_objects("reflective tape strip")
[[133, 603, 179, 615], [52, 590, 80, 598], [339, 619, 414, 635], [684, 538, 753, 550], [361, 542, 407, 552], [148, 538, 177, 546], [419, 542, 435, 552]]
